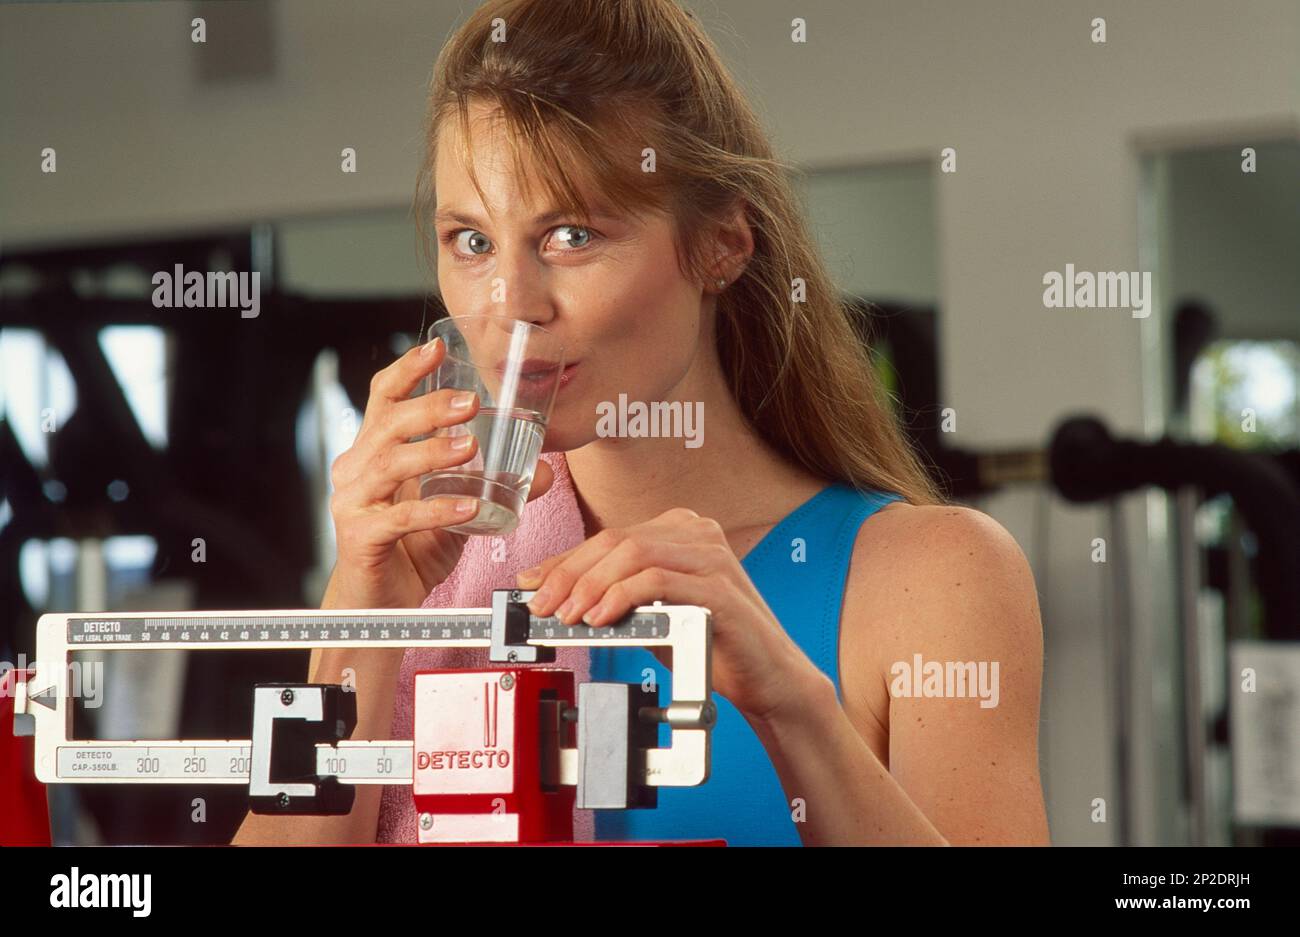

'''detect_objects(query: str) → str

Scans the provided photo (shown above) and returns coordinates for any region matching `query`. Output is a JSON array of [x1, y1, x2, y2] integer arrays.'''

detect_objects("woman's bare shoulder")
[[852, 501, 1029, 574], [841, 500, 1042, 664]]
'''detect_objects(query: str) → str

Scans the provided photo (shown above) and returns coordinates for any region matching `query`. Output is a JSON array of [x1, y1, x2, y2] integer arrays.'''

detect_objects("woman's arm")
[[749, 505, 1050, 846], [229, 563, 410, 845], [750, 670, 950, 844]]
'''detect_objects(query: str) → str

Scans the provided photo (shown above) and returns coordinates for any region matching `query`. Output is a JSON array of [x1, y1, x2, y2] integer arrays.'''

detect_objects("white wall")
[[1165, 142, 1300, 343], [4, 0, 1298, 845], [797, 162, 939, 306]]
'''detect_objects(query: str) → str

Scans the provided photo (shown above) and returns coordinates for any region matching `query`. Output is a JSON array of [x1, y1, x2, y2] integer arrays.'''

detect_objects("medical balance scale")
[[7, 590, 723, 845]]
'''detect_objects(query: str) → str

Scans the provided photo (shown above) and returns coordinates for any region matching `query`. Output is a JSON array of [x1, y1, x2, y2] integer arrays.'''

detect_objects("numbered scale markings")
[[56, 742, 415, 783], [65, 611, 669, 647]]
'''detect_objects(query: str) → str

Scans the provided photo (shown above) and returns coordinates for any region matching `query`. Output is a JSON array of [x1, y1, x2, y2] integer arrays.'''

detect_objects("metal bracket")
[[248, 684, 356, 815], [575, 681, 661, 810], [489, 589, 555, 664]]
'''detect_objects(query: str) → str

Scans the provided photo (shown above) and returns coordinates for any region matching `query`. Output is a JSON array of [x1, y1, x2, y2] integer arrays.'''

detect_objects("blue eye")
[[454, 230, 493, 255], [552, 225, 591, 249]]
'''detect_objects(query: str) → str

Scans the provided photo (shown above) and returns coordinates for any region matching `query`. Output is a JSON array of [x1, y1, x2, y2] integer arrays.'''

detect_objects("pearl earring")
[[716, 278, 726, 288]]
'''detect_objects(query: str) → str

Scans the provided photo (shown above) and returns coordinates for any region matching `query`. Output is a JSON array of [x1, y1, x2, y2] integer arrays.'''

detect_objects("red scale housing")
[[411, 668, 574, 844]]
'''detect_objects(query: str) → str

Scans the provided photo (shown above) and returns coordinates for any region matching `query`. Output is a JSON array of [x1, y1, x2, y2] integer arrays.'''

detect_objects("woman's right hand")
[[325, 336, 554, 609]]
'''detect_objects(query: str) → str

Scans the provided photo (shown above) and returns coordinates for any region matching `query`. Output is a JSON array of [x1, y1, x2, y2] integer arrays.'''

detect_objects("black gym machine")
[[862, 298, 1300, 846]]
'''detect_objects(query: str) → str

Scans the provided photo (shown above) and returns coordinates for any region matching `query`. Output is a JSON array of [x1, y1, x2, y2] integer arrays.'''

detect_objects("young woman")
[[235, 0, 1049, 846]]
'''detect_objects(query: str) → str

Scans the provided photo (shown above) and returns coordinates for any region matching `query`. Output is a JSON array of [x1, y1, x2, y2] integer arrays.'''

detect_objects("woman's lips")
[[516, 361, 579, 390], [506, 356, 562, 373]]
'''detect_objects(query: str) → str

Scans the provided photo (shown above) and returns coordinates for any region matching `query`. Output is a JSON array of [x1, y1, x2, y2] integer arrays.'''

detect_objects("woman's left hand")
[[515, 507, 830, 724]]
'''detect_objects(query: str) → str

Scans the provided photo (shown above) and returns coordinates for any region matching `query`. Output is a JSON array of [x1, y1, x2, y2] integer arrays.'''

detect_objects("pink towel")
[[375, 450, 595, 843]]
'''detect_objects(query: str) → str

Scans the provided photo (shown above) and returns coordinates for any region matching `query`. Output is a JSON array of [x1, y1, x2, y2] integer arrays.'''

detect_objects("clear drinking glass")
[[417, 315, 565, 536]]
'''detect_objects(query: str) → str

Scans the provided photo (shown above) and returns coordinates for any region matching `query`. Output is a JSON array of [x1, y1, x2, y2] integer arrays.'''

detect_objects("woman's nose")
[[477, 253, 557, 325]]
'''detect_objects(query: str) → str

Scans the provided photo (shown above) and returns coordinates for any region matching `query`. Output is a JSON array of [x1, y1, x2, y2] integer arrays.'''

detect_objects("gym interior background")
[[1, 0, 1297, 846]]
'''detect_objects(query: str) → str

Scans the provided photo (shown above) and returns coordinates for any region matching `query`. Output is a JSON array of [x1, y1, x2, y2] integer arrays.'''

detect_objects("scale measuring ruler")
[[61, 608, 672, 649], [16, 597, 713, 789]]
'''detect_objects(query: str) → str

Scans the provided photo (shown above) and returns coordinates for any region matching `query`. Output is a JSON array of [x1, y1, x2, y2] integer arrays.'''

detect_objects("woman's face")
[[432, 102, 709, 452]]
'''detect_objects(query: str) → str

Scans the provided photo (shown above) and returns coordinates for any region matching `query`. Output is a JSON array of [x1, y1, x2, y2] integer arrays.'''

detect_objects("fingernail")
[[421, 337, 441, 356], [454, 499, 477, 515], [450, 435, 474, 450], [451, 392, 475, 410], [517, 566, 542, 584], [582, 602, 605, 625]]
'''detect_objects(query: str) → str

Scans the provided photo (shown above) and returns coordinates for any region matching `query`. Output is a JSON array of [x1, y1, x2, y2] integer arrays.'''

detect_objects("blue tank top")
[[587, 483, 903, 846]]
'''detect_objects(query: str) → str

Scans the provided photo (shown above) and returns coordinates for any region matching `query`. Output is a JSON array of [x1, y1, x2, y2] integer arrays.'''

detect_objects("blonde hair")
[[413, 0, 945, 505]]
